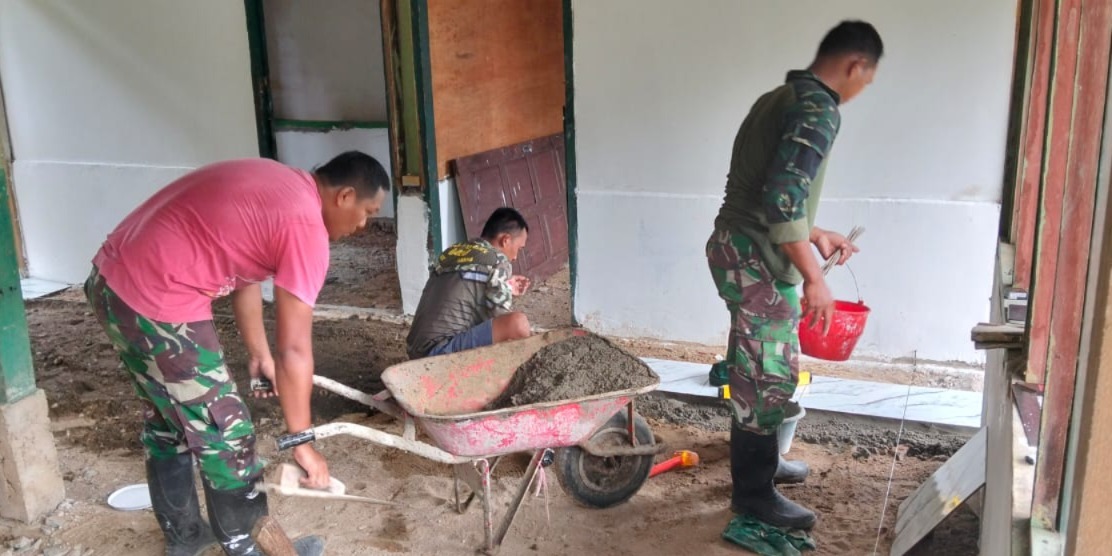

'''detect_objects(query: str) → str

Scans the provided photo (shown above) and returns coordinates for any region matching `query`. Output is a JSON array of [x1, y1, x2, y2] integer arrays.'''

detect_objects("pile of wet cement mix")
[[485, 335, 658, 410]]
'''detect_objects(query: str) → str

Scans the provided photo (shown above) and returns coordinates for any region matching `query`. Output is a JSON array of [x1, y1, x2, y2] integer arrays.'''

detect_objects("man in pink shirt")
[[85, 151, 388, 556]]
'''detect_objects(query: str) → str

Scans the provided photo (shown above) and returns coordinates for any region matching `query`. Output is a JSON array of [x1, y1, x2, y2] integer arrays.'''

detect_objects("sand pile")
[[486, 335, 658, 409]]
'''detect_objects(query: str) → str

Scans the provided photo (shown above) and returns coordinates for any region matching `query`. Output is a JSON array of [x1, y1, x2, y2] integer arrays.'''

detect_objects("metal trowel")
[[256, 463, 397, 506]]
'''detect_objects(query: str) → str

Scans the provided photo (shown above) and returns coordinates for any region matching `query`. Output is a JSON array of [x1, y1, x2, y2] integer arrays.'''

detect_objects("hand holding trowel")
[[256, 463, 397, 506]]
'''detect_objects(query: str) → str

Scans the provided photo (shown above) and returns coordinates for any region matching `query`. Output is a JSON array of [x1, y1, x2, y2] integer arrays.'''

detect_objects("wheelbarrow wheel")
[[555, 410, 654, 509]]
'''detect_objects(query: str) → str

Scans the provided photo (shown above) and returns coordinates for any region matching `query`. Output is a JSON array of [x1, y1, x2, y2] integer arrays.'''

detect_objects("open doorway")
[[424, 0, 574, 329], [247, 0, 402, 311]]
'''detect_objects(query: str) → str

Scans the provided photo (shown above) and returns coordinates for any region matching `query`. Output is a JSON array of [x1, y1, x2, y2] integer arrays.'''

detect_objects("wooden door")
[[454, 133, 568, 282]]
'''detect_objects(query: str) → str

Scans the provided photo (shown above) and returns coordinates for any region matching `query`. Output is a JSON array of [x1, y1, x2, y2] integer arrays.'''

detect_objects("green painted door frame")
[[0, 166, 36, 405], [244, 0, 277, 159], [395, 0, 441, 256], [563, 0, 578, 323], [413, 0, 441, 255]]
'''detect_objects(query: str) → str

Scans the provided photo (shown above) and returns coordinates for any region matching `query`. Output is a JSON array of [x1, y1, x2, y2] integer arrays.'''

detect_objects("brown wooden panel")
[[427, 0, 565, 178], [1026, 1, 1082, 385], [1066, 194, 1112, 556], [1013, 0, 1057, 292], [505, 158, 538, 210], [456, 134, 567, 283], [1031, 0, 1112, 530]]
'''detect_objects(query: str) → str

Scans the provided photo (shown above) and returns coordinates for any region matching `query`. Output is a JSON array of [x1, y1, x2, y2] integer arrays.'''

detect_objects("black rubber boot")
[[730, 423, 817, 530], [202, 481, 325, 556], [146, 454, 218, 556], [774, 455, 810, 484]]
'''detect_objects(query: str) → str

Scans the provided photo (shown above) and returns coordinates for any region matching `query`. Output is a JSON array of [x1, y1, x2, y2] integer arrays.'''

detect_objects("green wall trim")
[[412, 0, 441, 256], [0, 167, 36, 405], [244, 0, 277, 159], [272, 119, 390, 132], [563, 0, 578, 324]]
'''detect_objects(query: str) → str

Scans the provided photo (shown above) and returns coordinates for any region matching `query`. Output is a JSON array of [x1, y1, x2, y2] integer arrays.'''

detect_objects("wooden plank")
[[891, 428, 987, 556], [1061, 18, 1112, 549], [1064, 176, 1112, 556], [978, 340, 1018, 349], [1031, 0, 1112, 529], [1026, 0, 1083, 385], [0, 61, 24, 274], [0, 167, 36, 404], [980, 254, 1017, 553], [972, 323, 1026, 344], [427, 0, 565, 178], [1000, 0, 1036, 242], [1012, 383, 1043, 446], [1013, 0, 1058, 291], [380, 0, 405, 196]]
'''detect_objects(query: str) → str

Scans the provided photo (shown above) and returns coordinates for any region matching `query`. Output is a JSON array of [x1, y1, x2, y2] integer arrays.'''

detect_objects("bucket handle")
[[819, 227, 865, 304], [834, 262, 863, 304], [799, 262, 865, 317]]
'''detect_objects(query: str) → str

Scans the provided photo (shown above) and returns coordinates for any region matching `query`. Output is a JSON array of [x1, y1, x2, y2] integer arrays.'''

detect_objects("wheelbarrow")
[[275, 329, 664, 554]]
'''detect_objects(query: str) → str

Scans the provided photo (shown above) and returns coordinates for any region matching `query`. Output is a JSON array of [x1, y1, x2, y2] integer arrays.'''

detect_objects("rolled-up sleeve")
[[763, 93, 840, 244]]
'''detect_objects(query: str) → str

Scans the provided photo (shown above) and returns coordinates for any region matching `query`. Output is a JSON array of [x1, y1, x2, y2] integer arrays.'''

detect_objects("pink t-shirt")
[[93, 158, 330, 323]]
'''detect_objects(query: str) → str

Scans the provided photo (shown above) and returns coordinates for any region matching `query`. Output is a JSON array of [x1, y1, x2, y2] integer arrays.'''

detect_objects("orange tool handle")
[[649, 450, 700, 478]]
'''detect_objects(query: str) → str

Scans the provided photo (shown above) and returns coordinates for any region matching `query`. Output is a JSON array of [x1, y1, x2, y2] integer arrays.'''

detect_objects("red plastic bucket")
[[799, 300, 871, 361]]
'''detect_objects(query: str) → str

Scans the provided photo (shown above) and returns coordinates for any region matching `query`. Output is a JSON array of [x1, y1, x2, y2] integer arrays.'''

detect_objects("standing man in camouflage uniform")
[[86, 151, 389, 556], [407, 207, 532, 359], [707, 21, 882, 530]]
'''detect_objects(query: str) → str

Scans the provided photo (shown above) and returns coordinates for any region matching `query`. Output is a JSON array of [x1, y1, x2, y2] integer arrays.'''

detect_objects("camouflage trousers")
[[84, 267, 262, 490], [706, 229, 801, 435]]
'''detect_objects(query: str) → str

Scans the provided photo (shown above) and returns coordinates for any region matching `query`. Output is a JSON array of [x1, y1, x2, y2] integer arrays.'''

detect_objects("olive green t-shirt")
[[714, 70, 841, 285]]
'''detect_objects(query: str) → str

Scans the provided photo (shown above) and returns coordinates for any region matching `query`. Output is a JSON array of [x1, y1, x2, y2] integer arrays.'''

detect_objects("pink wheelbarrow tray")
[[275, 329, 664, 554]]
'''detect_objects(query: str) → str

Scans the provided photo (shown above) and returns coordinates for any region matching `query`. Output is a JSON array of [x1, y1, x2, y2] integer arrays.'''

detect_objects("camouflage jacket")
[[714, 70, 842, 284], [405, 238, 513, 358]]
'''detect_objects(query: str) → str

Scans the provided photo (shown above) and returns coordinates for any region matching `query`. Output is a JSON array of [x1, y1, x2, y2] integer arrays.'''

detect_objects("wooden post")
[[1064, 151, 1112, 555], [0, 166, 34, 405], [1030, 0, 1112, 530]]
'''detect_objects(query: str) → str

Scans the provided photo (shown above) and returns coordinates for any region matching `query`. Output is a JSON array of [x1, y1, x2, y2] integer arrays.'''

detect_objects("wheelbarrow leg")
[[487, 449, 555, 555], [477, 459, 494, 554], [453, 459, 495, 550], [627, 401, 638, 447], [453, 462, 480, 514], [454, 468, 464, 513]]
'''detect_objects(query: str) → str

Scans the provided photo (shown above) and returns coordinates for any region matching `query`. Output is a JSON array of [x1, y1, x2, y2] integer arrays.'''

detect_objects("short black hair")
[[817, 20, 884, 64], [481, 207, 529, 240], [314, 151, 390, 199]]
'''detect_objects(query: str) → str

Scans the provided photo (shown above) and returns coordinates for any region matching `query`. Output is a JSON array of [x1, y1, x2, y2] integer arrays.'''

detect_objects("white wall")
[[395, 182, 465, 315], [0, 0, 258, 283], [264, 0, 388, 123], [275, 128, 395, 219], [571, 0, 1014, 363], [397, 196, 431, 314], [264, 0, 393, 220], [438, 178, 467, 249]]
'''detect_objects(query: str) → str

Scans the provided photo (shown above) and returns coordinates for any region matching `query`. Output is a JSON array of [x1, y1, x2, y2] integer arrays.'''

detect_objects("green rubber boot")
[[709, 361, 730, 387]]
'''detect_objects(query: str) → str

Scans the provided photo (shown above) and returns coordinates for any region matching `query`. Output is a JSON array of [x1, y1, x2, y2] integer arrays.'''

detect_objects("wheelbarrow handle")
[[276, 429, 316, 451]]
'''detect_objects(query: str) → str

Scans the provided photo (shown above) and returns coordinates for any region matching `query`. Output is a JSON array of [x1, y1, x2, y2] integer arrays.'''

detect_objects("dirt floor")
[[512, 267, 573, 331], [4, 297, 980, 556], [315, 220, 402, 311]]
